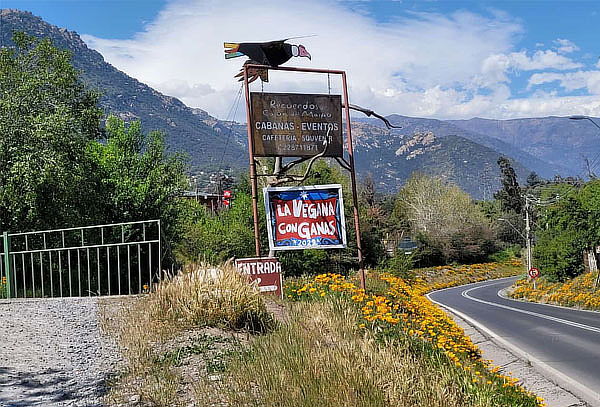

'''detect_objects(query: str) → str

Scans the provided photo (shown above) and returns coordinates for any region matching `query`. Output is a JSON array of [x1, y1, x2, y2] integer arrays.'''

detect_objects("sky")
[[3, 0, 600, 121]]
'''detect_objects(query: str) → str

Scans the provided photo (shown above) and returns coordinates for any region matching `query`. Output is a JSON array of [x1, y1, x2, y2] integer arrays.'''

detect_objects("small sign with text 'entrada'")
[[235, 257, 283, 298]]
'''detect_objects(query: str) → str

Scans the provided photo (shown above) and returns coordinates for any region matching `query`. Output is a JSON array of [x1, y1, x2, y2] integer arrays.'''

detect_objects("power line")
[[216, 84, 243, 176]]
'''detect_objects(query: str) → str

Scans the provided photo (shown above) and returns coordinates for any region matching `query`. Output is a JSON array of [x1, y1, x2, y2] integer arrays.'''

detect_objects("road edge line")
[[428, 275, 520, 295], [497, 287, 600, 315], [426, 291, 600, 407]]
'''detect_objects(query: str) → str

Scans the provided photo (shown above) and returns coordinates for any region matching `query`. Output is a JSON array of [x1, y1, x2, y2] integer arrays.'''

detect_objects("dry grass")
[[149, 263, 274, 333], [103, 263, 274, 406], [103, 261, 538, 407], [196, 297, 530, 407]]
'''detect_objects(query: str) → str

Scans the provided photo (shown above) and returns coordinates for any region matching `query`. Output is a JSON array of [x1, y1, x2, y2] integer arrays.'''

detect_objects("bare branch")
[[343, 103, 401, 129]]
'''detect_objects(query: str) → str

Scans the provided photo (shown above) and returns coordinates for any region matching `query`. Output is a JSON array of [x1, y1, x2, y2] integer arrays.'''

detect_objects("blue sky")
[[3, 0, 600, 120]]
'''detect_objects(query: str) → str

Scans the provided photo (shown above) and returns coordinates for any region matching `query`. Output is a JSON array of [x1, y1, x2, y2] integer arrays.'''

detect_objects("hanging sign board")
[[250, 92, 343, 157], [264, 184, 347, 251], [235, 257, 283, 298]]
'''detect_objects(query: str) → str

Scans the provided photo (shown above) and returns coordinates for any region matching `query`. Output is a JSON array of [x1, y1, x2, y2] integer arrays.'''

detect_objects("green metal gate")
[[0, 220, 161, 298]]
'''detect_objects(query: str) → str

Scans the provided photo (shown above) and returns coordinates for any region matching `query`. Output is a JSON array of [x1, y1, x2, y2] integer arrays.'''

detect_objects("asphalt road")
[[428, 276, 600, 406]]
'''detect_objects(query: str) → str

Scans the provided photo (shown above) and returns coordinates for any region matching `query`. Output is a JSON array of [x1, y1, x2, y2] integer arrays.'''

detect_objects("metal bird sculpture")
[[225, 39, 311, 83], [224, 39, 397, 130]]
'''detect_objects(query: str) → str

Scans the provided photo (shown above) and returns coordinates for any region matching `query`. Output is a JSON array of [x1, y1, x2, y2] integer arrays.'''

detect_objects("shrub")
[[382, 252, 416, 280], [149, 263, 274, 332], [175, 193, 256, 264]]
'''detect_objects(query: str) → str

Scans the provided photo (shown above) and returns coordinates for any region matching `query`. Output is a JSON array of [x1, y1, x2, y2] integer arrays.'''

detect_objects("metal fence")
[[1, 220, 161, 299]]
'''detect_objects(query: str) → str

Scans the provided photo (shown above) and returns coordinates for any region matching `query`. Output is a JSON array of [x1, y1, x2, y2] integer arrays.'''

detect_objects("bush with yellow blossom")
[[286, 260, 544, 407], [510, 271, 600, 311]]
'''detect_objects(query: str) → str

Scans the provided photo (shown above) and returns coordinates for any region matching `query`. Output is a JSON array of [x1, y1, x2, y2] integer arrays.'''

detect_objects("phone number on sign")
[[278, 144, 320, 152]]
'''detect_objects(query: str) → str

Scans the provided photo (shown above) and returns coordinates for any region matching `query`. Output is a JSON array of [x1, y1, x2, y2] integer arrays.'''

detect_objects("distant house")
[[181, 191, 222, 212]]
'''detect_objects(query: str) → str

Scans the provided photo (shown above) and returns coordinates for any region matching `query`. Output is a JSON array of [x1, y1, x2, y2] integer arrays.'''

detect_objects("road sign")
[[528, 267, 540, 279], [250, 92, 343, 157], [223, 190, 232, 198], [235, 257, 283, 298]]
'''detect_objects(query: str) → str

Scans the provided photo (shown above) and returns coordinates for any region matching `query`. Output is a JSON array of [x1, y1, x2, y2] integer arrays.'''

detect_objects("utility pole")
[[524, 196, 536, 288], [525, 197, 532, 272]]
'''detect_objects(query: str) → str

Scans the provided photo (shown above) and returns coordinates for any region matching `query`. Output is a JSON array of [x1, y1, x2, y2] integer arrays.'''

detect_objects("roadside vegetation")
[[103, 260, 545, 407], [102, 263, 274, 406], [509, 271, 600, 311]]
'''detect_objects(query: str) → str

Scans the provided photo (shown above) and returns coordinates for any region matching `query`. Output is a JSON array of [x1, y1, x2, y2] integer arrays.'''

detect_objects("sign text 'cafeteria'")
[[250, 92, 343, 157], [264, 184, 347, 251]]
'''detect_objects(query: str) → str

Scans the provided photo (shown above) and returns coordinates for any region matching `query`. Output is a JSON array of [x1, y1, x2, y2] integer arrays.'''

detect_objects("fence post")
[[3, 231, 11, 299], [158, 220, 162, 281]]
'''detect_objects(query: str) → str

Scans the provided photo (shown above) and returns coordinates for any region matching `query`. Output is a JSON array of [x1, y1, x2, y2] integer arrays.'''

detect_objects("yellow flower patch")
[[510, 271, 600, 311], [285, 260, 543, 406]]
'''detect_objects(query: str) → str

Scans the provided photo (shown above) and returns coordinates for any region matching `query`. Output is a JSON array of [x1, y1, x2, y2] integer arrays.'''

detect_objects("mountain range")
[[3, 9, 599, 199]]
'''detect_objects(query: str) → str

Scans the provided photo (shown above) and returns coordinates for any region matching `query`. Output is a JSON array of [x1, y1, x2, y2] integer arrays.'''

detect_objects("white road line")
[[426, 292, 600, 407], [497, 286, 600, 315], [461, 282, 600, 335]]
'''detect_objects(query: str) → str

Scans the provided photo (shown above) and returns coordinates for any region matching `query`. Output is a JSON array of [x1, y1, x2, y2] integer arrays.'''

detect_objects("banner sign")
[[235, 257, 283, 298], [264, 184, 347, 251], [250, 92, 343, 157]]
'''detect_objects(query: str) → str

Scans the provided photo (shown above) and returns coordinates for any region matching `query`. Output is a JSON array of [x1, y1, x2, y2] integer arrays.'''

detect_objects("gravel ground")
[[0, 297, 122, 407]]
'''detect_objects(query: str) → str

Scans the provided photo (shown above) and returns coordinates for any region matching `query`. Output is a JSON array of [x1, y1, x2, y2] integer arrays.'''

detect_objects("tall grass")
[[197, 297, 533, 407], [149, 263, 274, 332], [103, 263, 274, 406]]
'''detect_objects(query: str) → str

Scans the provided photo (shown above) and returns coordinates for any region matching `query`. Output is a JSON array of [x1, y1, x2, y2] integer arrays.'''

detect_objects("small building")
[[181, 191, 222, 212]]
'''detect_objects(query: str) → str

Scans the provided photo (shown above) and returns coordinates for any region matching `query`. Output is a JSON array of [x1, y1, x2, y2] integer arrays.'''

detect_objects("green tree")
[[526, 171, 544, 188], [88, 116, 188, 252], [0, 32, 102, 231], [0, 33, 188, 273], [535, 180, 600, 281], [494, 157, 523, 214], [175, 193, 256, 264], [395, 173, 496, 264]]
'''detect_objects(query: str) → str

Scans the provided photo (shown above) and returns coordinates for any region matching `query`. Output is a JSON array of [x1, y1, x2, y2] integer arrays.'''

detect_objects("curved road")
[[428, 276, 600, 407]]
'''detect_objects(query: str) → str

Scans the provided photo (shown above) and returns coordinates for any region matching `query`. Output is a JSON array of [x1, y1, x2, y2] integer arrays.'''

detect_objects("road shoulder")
[[428, 294, 592, 407]]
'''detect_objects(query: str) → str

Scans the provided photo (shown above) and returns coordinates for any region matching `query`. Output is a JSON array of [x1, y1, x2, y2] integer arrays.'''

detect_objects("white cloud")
[[529, 70, 600, 94], [553, 38, 579, 54], [496, 95, 600, 118], [479, 50, 581, 86], [82, 0, 600, 120], [510, 50, 581, 70]]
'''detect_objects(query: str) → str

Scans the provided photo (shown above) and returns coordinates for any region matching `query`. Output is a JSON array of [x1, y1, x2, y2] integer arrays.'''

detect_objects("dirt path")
[[0, 298, 121, 407]]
